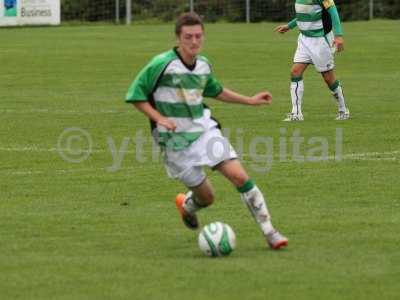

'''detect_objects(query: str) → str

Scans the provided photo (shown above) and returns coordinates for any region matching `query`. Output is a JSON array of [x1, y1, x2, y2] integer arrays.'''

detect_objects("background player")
[[275, 0, 350, 121]]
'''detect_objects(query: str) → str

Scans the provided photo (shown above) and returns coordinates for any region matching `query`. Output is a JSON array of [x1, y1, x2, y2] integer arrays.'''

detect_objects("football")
[[198, 222, 236, 257]]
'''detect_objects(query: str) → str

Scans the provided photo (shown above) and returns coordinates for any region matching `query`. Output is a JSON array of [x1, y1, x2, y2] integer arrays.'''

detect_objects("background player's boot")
[[335, 108, 350, 120], [175, 193, 199, 230], [283, 112, 304, 122], [266, 230, 288, 250]]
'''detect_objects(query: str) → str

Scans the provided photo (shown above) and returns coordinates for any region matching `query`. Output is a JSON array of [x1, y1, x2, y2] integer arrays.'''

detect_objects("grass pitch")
[[0, 20, 399, 299]]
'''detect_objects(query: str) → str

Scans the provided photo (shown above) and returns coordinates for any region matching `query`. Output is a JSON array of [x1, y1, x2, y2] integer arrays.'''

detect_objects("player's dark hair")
[[175, 12, 204, 36]]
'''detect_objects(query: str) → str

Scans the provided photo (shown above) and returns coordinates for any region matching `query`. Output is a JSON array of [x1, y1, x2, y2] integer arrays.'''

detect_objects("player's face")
[[177, 25, 204, 58]]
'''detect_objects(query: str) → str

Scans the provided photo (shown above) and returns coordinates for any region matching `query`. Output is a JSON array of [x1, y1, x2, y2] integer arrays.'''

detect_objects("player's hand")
[[274, 25, 290, 34], [333, 36, 344, 52], [157, 117, 177, 131], [248, 91, 273, 106]]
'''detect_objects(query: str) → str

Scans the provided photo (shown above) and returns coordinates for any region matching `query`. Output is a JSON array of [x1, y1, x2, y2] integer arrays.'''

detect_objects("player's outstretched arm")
[[274, 18, 297, 34], [215, 88, 272, 106], [327, 5, 344, 52], [133, 102, 177, 131]]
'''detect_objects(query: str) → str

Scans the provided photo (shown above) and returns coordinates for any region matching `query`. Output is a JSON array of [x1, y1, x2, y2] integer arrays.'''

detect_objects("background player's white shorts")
[[163, 128, 238, 187], [293, 32, 335, 73]]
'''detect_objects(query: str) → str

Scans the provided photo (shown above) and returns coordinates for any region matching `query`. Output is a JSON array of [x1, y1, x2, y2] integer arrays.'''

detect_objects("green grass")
[[0, 20, 399, 299]]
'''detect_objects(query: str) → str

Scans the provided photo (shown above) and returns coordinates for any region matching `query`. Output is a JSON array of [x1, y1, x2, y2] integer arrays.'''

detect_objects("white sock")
[[330, 80, 347, 112], [240, 185, 275, 236], [290, 78, 304, 115], [183, 191, 206, 214]]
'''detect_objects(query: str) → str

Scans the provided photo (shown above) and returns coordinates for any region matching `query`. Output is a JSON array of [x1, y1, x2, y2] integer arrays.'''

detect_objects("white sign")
[[0, 0, 60, 26]]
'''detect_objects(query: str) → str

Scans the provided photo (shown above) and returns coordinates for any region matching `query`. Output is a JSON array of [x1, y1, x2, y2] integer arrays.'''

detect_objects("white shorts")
[[293, 32, 335, 73], [163, 128, 238, 187]]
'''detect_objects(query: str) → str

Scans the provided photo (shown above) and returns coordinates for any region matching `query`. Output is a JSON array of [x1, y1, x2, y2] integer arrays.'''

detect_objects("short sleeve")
[[125, 64, 155, 102], [203, 73, 223, 98], [125, 52, 173, 103]]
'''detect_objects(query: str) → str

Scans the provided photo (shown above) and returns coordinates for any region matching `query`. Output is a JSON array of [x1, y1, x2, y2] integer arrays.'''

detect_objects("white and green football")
[[198, 222, 236, 257]]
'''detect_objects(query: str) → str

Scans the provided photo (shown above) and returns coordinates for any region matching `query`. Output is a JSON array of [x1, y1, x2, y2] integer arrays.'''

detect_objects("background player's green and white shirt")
[[126, 48, 223, 151], [288, 0, 343, 37]]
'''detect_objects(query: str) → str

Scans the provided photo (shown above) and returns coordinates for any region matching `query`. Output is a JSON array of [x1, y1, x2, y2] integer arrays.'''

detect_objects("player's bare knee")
[[291, 70, 301, 78]]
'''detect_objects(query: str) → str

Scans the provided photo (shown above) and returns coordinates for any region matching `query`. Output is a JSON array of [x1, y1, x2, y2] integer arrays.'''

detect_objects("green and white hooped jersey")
[[126, 48, 223, 151], [295, 0, 335, 37]]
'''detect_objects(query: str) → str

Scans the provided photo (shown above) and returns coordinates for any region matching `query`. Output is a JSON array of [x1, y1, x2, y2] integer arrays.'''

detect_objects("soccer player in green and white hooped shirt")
[[275, 0, 350, 121], [126, 12, 288, 250]]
